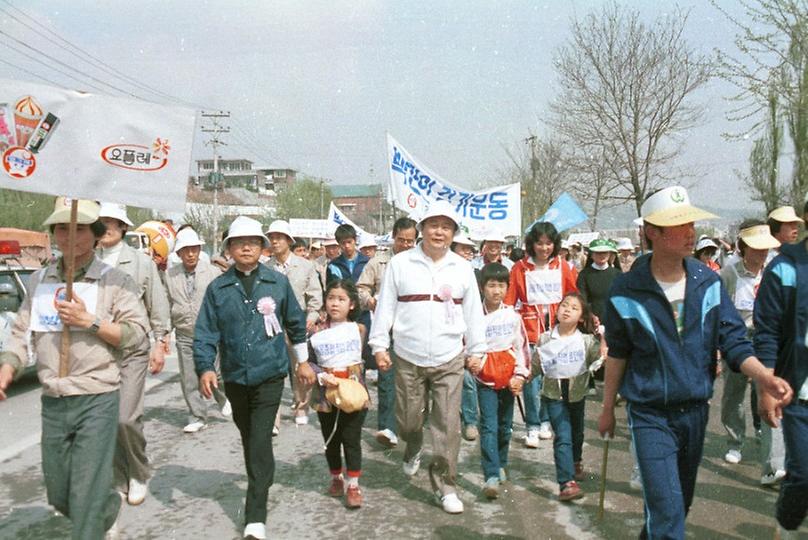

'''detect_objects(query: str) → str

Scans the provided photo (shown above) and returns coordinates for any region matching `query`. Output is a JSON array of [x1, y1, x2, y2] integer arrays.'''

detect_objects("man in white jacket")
[[369, 200, 486, 514]]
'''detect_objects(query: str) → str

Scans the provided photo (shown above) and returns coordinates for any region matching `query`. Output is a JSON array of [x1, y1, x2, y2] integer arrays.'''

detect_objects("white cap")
[[43, 197, 100, 226], [480, 227, 506, 243], [695, 237, 718, 251], [265, 219, 294, 242], [98, 202, 133, 227], [640, 186, 717, 226], [768, 206, 804, 224], [224, 216, 269, 248], [358, 234, 377, 249], [616, 237, 634, 251], [323, 235, 339, 247], [452, 233, 476, 247], [174, 228, 205, 252], [417, 200, 460, 231]]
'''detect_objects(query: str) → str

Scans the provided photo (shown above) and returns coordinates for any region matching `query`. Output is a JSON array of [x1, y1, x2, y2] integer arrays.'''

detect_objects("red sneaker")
[[328, 477, 344, 497], [559, 480, 583, 501], [345, 485, 362, 508]]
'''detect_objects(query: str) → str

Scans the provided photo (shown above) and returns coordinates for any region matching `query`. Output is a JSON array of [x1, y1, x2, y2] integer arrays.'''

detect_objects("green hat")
[[589, 238, 617, 253]]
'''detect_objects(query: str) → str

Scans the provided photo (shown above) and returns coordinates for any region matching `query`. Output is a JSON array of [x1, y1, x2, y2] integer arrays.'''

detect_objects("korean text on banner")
[[327, 202, 371, 237], [0, 78, 196, 213], [386, 134, 521, 238]]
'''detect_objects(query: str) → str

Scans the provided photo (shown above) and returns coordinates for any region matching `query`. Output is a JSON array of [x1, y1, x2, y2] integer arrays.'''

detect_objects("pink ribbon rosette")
[[437, 284, 456, 324], [257, 297, 282, 337]]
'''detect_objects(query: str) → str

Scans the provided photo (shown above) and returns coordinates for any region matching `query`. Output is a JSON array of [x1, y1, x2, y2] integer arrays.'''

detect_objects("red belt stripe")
[[397, 294, 462, 305]]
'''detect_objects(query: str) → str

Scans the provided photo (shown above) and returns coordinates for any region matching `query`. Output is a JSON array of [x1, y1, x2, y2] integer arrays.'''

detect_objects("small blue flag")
[[525, 192, 588, 233]]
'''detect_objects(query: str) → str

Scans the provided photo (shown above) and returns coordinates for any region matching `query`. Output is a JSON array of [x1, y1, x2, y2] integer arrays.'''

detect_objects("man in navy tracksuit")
[[598, 186, 793, 540], [754, 240, 808, 538]]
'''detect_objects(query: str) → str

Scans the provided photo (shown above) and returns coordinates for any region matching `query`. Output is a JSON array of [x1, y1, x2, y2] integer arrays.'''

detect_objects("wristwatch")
[[89, 317, 102, 334]]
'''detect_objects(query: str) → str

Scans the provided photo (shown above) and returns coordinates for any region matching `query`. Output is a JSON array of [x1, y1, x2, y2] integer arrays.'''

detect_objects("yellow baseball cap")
[[42, 197, 100, 226], [768, 206, 804, 224]]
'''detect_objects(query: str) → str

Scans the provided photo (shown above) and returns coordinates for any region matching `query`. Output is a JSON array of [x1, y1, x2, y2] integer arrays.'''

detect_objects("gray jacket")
[[165, 259, 222, 337], [265, 253, 322, 324]]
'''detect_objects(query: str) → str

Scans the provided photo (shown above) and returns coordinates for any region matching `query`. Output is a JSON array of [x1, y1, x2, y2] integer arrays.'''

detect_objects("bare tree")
[[549, 4, 711, 216], [566, 148, 623, 230], [713, 0, 808, 206], [501, 135, 573, 230]]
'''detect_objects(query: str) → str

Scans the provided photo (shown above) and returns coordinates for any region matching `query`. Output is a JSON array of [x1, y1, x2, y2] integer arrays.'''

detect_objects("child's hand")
[[322, 373, 340, 388], [465, 356, 482, 375], [509, 376, 524, 395]]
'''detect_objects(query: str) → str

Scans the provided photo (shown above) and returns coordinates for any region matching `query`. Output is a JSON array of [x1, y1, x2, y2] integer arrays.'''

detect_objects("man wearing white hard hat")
[[0, 197, 149, 538], [755, 206, 808, 538], [694, 236, 721, 272], [450, 233, 476, 262], [97, 201, 171, 506], [194, 216, 311, 540], [369, 200, 486, 514], [356, 216, 419, 449], [598, 186, 793, 539], [164, 228, 231, 434], [718, 221, 786, 487], [616, 237, 636, 273], [358, 234, 378, 259], [472, 228, 513, 271], [265, 219, 322, 428]]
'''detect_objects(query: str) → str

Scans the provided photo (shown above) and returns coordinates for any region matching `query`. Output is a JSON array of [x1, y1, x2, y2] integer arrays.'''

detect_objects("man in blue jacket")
[[194, 216, 313, 540], [754, 235, 808, 539], [598, 186, 792, 540]]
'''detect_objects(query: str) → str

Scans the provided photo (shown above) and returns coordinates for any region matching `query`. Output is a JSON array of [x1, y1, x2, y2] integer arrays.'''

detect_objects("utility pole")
[[524, 134, 539, 232], [201, 111, 230, 254]]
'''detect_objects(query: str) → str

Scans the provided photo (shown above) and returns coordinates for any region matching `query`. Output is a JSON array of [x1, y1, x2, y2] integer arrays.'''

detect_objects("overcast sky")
[[2, 1, 767, 212]]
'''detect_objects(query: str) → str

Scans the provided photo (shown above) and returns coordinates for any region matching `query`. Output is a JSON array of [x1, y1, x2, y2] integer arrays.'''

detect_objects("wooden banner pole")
[[58, 200, 78, 378]]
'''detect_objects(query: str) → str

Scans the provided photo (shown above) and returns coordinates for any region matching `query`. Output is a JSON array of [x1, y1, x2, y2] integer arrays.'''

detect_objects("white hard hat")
[[224, 216, 269, 248], [98, 202, 134, 227], [616, 237, 634, 251], [480, 227, 507, 243], [695, 237, 718, 251], [417, 200, 460, 231], [174, 228, 205, 253], [452, 233, 476, 247], [265, 219, 294, 242], [358, 234, 377, 249]]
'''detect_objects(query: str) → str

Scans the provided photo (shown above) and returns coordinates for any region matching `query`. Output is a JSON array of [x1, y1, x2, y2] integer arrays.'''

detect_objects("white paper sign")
[[30, 282, 99, 332], [540, 331, 587, 379], [525, 268, 563, 306], [0, 78, 196, 213]]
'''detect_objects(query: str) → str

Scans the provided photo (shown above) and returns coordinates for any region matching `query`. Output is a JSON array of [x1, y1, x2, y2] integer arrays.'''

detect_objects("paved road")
[[0, 364, 803, 539]]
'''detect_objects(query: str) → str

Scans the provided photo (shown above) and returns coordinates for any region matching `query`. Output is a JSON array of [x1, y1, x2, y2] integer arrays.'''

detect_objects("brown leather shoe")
[[345, 485, 362, 508], [328, 477, 344, 497], [559, 480, 583, 501]]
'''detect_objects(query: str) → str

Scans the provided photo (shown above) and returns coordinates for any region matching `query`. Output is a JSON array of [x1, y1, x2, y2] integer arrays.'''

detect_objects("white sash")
[[310, 322, 362, 369]]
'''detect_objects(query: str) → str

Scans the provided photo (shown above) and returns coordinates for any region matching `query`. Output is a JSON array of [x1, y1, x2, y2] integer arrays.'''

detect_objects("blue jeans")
[[543, 395, 585, 486], [461, 369, 479, 427], [523, 373, 549, 429], [777, 401, 808, 531], [377, 363, 396, 433], [477, 383, 515, 480], [628, 401, 708, 540]]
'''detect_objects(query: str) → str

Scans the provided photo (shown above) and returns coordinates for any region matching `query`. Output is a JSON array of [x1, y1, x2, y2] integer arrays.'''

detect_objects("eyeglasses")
[[229, 237, 264, 248]]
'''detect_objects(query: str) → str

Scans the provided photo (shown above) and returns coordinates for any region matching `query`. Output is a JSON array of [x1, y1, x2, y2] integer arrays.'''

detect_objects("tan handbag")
[[325, 377, 369, 413]]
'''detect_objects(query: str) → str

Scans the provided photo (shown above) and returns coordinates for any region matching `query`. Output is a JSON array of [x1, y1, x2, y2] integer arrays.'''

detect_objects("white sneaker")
[[294, 412, 309, 426], [538, 421, 553, 440], [220, 399, 232, 417], [724, 449, 742, 464], [524, 429, 540, 448], [243, 522, 266, 539], [629, 467, 643, 491], [762, 469, 787, 487], [375, 428, 398, 448], [183, 420, 206, 433], [365, 369, 378, 384], [127, 478, 147, 505], [439, 492, 464, 514], [403, 450, 422, 476], [272, 425, 280, 437]]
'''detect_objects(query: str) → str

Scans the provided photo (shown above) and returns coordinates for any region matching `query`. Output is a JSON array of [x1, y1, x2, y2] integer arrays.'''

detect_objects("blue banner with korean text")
[[386, 134, 522, 238]]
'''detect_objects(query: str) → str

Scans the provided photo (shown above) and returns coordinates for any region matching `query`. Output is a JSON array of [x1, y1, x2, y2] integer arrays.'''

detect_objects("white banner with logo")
[[289, 218, 331, 238], [386, 133, 521, 238], [327, 202, 371, 237], [0, 79, 195, 213]]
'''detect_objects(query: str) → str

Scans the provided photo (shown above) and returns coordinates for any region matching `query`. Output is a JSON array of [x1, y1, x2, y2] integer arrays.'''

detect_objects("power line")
[[0, 0, 206, 109], [0, 57, 63, 87], [0, 38, 108, 92]]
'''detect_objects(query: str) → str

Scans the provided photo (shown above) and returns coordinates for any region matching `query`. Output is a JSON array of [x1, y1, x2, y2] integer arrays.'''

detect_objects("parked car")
[[0, 239, 40, 376]]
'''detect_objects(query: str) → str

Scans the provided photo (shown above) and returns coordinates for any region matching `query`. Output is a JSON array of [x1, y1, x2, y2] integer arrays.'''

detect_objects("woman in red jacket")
[[505, 221, 578, 447]]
